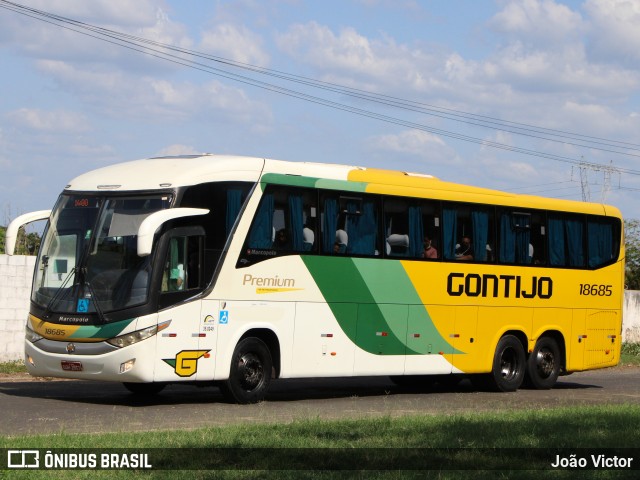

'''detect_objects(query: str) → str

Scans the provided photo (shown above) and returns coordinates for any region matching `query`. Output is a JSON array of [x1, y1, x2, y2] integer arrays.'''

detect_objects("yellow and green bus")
[[7, 154, 623, 403]]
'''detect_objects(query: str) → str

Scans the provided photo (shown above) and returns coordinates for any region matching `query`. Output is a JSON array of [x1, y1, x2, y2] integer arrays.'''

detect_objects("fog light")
[[120, 359, 136, 374], [26, 355, 35, 367]]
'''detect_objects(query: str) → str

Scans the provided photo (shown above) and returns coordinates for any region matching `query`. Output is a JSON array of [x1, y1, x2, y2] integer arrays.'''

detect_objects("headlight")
[[25, 324, 43, 343], [106, 320, 171, 348]]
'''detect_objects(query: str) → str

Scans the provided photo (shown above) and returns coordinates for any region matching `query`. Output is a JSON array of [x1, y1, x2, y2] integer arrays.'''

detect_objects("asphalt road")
[[1, 367, 639, 436]]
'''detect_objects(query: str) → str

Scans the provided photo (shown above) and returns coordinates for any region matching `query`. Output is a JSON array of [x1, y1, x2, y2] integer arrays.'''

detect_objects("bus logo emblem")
[[163, 350, 210, 377]]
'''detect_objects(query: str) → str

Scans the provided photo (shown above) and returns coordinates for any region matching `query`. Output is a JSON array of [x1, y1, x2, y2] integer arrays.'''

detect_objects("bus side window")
[[340, 195, 378, 256], [161, 235, 203, 293], [383, 197, 437, 259], [587, 217, 619, 268], [442, 203, 494, 262], [384, 197, 410, 257], [320, 192, 378, 257], [548, 214, 586, 267], [244, 185, 317, 261]]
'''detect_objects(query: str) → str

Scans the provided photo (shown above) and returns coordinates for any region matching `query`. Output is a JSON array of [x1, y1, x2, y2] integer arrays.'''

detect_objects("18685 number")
[[579, 284, 612, 296]]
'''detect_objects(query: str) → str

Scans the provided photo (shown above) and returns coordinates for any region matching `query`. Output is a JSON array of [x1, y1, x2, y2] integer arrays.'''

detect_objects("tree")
[[0, 225, 40, 255], [625, 219, 640, 290]]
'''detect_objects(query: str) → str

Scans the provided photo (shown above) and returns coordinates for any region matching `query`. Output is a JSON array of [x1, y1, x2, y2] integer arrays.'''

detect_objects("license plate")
[[61, 360, 83, 372]]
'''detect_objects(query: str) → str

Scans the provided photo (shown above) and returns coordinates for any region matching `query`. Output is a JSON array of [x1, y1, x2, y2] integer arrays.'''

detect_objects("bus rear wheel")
[[220, 337, 272, 404], [526, 337, 560, 389], [489, 335, 526, 392]]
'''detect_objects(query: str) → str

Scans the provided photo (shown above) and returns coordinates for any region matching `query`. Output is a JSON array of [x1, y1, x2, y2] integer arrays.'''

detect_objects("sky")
[[1, 0, 640, 227]]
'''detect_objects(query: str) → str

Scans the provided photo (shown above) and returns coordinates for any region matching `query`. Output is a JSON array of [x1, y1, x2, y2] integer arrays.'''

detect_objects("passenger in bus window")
[[274, 229, 290, 250], [422, 236, 438, 259], [169, 264, 184, 291], [303, 222, 315, 251], [456, 236, 473, 261], [335, 229, 348, 254]]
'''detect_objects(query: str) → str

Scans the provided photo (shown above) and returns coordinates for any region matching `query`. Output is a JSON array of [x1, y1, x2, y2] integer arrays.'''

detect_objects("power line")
[[2, 0, 640, 175]]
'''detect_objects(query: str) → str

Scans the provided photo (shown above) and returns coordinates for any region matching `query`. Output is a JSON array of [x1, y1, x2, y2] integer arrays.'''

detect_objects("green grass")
[[2, 405, 639, 479], [620, 343, 640, 366], [0, 360, 27, 374]]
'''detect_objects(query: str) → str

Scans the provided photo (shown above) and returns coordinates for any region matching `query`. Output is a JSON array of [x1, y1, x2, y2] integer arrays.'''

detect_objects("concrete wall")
[[1, 253, 640, 362], [0, 254, 37, 362], [623, 290, 640, 343]]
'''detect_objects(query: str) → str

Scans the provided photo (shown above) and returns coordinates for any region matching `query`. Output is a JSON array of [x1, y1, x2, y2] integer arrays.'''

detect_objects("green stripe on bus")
[[352, 259, 459, 355], [302, 256, 458, 355], [70, 318, 135, 340], [260, 173, 368, 192]]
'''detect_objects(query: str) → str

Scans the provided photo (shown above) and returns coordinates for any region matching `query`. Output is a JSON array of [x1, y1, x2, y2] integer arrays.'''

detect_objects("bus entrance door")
[[154, 301, 211, 381]]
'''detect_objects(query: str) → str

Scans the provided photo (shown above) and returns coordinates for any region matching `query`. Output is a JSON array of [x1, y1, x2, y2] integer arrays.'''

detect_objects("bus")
[[6, 154, 624, 403]]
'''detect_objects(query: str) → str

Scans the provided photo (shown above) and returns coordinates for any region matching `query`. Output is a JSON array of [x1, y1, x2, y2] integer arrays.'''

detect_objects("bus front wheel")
[[489, 335, 526, 392], [526, 337, 560, 389], [220, 337, 272, 404]]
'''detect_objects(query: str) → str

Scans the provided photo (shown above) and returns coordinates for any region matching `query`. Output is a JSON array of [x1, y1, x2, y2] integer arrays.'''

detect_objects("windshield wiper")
[[81, 272, 107, 325], [43, 267, 78, 319], [43, 267, 107, 324]]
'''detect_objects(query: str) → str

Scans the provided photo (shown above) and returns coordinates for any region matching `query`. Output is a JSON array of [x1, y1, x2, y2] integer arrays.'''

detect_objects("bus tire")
[[123, 382, 166, 395], [526, 337, 560, 389], [490, 335, 525, 392], [220, 337, 272, 404]]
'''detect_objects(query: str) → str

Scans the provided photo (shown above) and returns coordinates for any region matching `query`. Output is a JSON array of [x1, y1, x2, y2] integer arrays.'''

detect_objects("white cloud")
[[489, 0, 586, 45], [483, 42, 638, 97], [585, 0, 640, 64], [366, 130, 462, 171], [0, 0, 192, 70], [155, 144, 201, 156], [35, 60, 269, 124], [199, 24, 269, 66], [276, 21, 440, 92], [6, 108, 90, 133], [370, 130, 445, 155], [11, 0, 163, 26], [273, 14, 638, 111]]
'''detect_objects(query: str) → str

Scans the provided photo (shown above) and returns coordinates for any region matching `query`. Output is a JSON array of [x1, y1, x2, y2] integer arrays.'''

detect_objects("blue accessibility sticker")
[[77, 299, 90, 313], [219, 310, 229, 325]]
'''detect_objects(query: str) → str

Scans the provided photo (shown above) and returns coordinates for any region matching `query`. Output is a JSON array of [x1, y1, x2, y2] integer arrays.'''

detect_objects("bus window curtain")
[[472, 210, 488, 261], [226, 189, 243, 237], [322, 197, 338, 253], [588, 221, 613, 268], [565, 218, 585, 266], [288, 194, 304, 251], [361, 201, 377, 255], [499, 214, 515, 263], [408, 205, 423, 258], [548, 217, 565, 266], [346, 200, 377, 255], [248, 193, 274, 249], [514, 214, 531, 264], [167, 237, 182, 292], [443, 208, 457, 260]]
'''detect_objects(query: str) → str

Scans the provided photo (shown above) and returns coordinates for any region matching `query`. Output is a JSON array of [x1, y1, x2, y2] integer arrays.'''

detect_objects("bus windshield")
[[32, 193, 172, 317]]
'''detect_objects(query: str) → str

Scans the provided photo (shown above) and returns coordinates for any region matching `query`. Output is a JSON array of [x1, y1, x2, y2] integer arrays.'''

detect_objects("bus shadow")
[[0, 375, 602, 407]]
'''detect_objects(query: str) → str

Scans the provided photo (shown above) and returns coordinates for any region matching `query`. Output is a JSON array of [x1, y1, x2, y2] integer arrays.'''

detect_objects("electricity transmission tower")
[[573, 161, 621, 202]]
